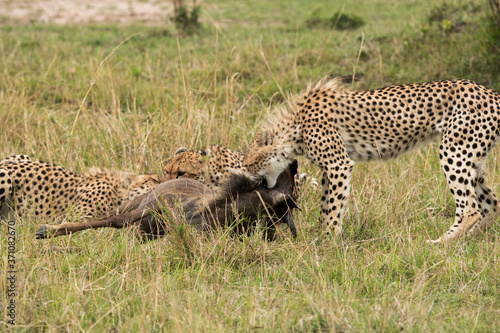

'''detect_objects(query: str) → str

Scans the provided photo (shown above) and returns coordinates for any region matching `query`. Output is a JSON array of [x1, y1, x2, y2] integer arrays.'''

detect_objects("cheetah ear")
[[200, 148, 211, 157], [122, 173, 133, 188], [174, 147, 188, 156], [262, 131, 273, 146]]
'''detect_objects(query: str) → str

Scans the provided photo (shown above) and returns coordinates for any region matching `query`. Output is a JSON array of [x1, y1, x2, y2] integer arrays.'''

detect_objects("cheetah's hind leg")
[[468, 165, 500, 237], [428, 136, 482, 244]]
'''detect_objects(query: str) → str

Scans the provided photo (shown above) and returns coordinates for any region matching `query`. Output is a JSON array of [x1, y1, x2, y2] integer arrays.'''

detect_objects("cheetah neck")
[[265, 103, 304, 161], [261, 101, 300, 135], [261, 79, 347, 160]]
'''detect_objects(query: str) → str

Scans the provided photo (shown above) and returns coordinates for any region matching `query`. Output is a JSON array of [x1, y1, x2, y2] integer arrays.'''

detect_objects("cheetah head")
[[243, 130, 296, 188], [163, 147, 211, 183]]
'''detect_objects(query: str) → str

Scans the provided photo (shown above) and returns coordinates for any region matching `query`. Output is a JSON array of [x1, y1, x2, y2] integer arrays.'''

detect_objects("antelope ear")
[[285, 196, 300, 210], [261, 131, 273, 146], [289, 159, 298, 178], [174, 147, 188, 155], [284, 213, 298, 238]]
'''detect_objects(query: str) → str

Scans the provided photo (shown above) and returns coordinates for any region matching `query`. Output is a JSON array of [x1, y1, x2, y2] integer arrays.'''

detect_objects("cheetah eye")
[[177, 172, 186, 178]]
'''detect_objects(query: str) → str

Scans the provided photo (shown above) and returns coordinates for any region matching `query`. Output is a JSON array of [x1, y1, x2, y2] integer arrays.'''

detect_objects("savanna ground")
[[1, 0, 500, 331]]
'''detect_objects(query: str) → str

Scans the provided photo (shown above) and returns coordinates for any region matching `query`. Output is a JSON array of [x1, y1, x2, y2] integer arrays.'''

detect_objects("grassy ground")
[[1, 0, 500, 331]]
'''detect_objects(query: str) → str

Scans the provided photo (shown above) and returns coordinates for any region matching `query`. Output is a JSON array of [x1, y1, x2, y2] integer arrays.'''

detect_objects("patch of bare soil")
[[0, 0, 174, 25]]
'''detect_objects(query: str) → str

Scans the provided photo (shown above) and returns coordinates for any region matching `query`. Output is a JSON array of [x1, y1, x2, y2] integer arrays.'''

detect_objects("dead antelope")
[[36, 161, 300, 241]]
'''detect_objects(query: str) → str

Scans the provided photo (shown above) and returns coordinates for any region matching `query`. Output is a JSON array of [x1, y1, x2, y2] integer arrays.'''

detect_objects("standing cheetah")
[[243, 78, 500, 243], [0, 155, 161, 221]]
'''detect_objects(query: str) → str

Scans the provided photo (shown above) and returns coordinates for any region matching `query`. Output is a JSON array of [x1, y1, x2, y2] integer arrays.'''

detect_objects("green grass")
[[1, 0, 500, 331]]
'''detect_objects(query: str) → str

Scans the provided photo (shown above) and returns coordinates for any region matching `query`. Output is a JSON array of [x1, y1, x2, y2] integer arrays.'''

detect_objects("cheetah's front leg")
[[303, 127, 355, 236], [321, 161, 354, 236]]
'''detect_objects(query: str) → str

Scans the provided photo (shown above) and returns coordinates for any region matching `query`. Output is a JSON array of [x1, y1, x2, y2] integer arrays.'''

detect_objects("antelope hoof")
[[35, 225, 49, 239]]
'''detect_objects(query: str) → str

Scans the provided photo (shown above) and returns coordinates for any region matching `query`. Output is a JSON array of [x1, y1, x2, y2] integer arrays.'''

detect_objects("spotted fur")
[[0, 155, 161, 221], [243, 78, 500, 243], [163, 145, 245, 187], [163, 144, 317, 200]]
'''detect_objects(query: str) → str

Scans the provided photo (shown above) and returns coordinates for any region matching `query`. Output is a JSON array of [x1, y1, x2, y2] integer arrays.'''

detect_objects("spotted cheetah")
[[243, 78, 500, 243], [163, 145, 317, 198], [0, 155, 161, 221], [164, 145, 245, 187]]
